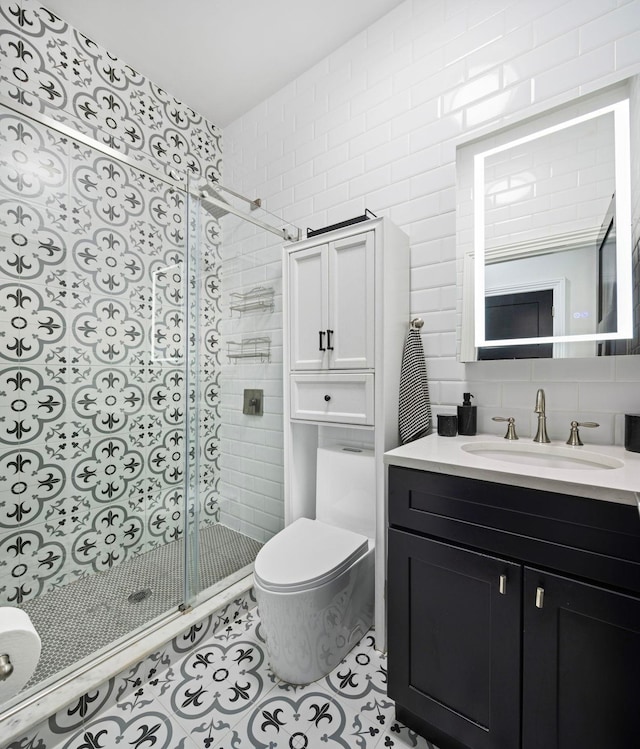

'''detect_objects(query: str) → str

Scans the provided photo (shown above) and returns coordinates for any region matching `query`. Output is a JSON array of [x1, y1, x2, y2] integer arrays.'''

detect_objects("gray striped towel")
[[399, 327, 432, 444]]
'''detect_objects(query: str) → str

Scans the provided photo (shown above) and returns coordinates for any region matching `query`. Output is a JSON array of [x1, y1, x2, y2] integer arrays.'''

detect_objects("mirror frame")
[[457, 83, 633, 361]]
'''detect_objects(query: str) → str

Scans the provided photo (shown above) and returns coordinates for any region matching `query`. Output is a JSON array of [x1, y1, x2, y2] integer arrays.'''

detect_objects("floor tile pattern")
[[19, 524, 262, 688], [3, 590, 258, 749], [17, 613, 437, 749]]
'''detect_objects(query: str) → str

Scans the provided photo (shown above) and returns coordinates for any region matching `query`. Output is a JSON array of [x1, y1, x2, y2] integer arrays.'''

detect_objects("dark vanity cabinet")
[[387, 466, 640, 749]]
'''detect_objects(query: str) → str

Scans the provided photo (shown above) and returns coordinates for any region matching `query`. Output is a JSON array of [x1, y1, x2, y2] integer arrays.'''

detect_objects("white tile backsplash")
[[466, 25, 534, 80], [444, 12, 506, 67], [220, 0, 640, 538], [581, 2, 640, 51], [580, 381, 640, 412], [535, 44, 616, 102], [533, 0, 617, 46], [348, 163, 392, 197], [531, 356, 616, 382], [327, 113, 368, 150], [616, 28, 640, 70], [293, 172, 328, 202], [465, 80, 533, 127]]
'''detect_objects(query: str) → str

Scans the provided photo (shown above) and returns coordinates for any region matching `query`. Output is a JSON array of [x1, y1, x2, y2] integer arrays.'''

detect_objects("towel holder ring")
[[410, 317, 424, 330]]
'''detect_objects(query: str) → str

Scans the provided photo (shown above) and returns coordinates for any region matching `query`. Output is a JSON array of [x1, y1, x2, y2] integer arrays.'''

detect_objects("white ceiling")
[[42, 0, 404, 127]]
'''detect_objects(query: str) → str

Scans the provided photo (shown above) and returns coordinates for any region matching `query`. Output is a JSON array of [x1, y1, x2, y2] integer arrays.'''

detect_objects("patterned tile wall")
[[0, 0, 224, 605]]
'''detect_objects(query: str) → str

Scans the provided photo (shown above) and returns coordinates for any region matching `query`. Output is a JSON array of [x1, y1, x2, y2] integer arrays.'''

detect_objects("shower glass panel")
[[188, 191, 266, 607], [0, 99, 193, 698], [0, 94, 267, 717]]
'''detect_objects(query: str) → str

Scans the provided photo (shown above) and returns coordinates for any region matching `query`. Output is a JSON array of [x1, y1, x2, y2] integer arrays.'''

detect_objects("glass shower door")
[[0, 98, 195, 697]]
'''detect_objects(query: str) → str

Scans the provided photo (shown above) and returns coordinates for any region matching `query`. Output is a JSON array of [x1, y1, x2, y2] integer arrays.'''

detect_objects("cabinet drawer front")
[[388, 465, 640, 595], [290, 373, 374, 425]]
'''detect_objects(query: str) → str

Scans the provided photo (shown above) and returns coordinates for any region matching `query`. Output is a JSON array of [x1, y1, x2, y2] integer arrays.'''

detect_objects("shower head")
[[200, 187, 231, 220]]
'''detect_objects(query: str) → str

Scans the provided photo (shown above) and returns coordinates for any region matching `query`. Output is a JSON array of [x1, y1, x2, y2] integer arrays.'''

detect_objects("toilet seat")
[[254, 517, 369, 594]]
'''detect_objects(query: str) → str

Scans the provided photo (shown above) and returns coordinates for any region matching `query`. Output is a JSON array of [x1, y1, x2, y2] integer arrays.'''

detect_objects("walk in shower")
[[0, 89, 295, 717]]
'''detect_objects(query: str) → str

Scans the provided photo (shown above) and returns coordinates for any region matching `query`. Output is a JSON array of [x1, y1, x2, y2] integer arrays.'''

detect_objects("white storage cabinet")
[[283, 217, 410, 648]]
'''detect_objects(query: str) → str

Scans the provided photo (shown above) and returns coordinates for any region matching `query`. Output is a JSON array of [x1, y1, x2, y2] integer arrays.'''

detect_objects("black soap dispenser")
[[457, 393, 477, 436]]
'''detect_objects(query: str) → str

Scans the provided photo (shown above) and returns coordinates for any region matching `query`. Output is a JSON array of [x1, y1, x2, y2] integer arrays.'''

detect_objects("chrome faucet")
[[533, 388, 550, 443]]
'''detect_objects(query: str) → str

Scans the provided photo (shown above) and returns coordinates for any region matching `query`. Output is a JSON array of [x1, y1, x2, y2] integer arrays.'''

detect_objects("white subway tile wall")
[[219, 218, 286, 541], [221, 0, 640, 540]]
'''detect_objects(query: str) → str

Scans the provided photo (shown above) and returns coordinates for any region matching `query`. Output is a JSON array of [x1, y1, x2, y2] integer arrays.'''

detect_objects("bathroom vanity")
[[385, 435, 640, 749]]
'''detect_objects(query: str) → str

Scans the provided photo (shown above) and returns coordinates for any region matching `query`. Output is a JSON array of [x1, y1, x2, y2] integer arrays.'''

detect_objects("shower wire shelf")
[[229, 286, 275, 315], [227, 336, 271, 363]]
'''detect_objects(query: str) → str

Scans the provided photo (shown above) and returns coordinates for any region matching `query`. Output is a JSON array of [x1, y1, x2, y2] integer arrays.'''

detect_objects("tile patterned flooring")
[[10, 608, 438, 749]]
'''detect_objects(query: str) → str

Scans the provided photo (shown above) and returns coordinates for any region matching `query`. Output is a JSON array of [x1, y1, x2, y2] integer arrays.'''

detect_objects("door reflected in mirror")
[[456, 80, 635, 362]]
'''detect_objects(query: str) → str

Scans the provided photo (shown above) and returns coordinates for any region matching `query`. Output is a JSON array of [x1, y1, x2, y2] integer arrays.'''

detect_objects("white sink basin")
[[461, 441, 624, 471]]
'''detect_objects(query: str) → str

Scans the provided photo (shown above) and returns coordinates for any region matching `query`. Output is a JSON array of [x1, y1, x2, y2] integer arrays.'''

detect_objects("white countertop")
[[384, 433, 640, 507]]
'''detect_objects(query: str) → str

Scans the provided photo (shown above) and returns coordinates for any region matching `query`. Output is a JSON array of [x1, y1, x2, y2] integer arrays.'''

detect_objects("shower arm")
[[200, 186, 300, 242], [213, 183, 262, 210]]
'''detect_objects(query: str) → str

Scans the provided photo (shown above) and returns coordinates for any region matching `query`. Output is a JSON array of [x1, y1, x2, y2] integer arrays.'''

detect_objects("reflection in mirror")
[[456, 81, 635, 362]]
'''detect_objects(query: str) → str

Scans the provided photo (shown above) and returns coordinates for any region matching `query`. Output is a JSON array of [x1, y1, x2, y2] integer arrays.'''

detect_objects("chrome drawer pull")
[[535, 586, 545, 608], [499, 574, 507, 595]]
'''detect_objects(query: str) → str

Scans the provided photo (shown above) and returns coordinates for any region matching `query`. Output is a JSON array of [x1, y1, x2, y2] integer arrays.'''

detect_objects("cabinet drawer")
[[290, 373, 374, 425], [388, 466, 640, 596]]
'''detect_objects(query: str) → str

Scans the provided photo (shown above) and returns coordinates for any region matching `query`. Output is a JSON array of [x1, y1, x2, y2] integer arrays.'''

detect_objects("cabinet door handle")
[[535, 586, 545, 608], [318, 330, 326, 351], [324, 394, 331, 402], [499, 574, 507, 595], [326, 329, 334, 350]]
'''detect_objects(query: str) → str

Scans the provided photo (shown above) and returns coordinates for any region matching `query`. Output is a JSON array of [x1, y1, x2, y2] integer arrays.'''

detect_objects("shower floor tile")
[[19, 524, 262, 689]]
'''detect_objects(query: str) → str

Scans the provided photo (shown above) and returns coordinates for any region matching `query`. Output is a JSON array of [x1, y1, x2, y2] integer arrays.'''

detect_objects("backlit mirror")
[[456, 81, 635, 361]]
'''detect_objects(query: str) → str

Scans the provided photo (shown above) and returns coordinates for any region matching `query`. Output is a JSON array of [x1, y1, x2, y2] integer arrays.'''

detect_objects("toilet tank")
[[316, 446, 376, 539]]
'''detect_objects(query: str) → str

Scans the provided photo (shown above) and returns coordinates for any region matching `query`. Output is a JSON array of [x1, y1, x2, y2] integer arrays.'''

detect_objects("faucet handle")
[[566, 420, 599, 446], [492, 416, 518, 440]]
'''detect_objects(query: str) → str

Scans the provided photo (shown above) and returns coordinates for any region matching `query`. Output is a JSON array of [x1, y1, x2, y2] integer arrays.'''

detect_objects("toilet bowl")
[[254, 445, 375, 684]]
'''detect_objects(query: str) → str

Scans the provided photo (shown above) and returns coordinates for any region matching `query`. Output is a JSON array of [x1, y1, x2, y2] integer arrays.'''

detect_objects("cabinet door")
[[327, 231, 374, 369], [523, 568, 640, 749], [388, 529, 522, 749], [289, 244, 328, 370]]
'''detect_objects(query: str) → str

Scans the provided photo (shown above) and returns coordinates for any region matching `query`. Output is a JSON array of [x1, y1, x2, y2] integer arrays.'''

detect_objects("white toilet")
[[254, 445, 376, 684]]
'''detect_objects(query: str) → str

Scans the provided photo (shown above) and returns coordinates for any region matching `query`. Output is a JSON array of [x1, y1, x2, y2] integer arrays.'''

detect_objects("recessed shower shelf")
[[229, 286, 275, 315], [227, 336, 271, 363]]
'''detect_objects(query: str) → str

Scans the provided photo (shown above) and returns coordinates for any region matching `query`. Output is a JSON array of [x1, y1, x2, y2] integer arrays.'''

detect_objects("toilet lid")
[[254, 517, 369, 593]]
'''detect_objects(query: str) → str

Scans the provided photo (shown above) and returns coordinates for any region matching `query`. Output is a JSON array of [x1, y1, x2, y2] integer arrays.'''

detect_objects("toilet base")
[[255, 544, 374, 685]]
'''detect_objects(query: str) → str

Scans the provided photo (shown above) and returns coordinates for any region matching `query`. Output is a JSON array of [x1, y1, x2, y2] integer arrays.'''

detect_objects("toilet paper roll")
[[0, 607, 41, 705]]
